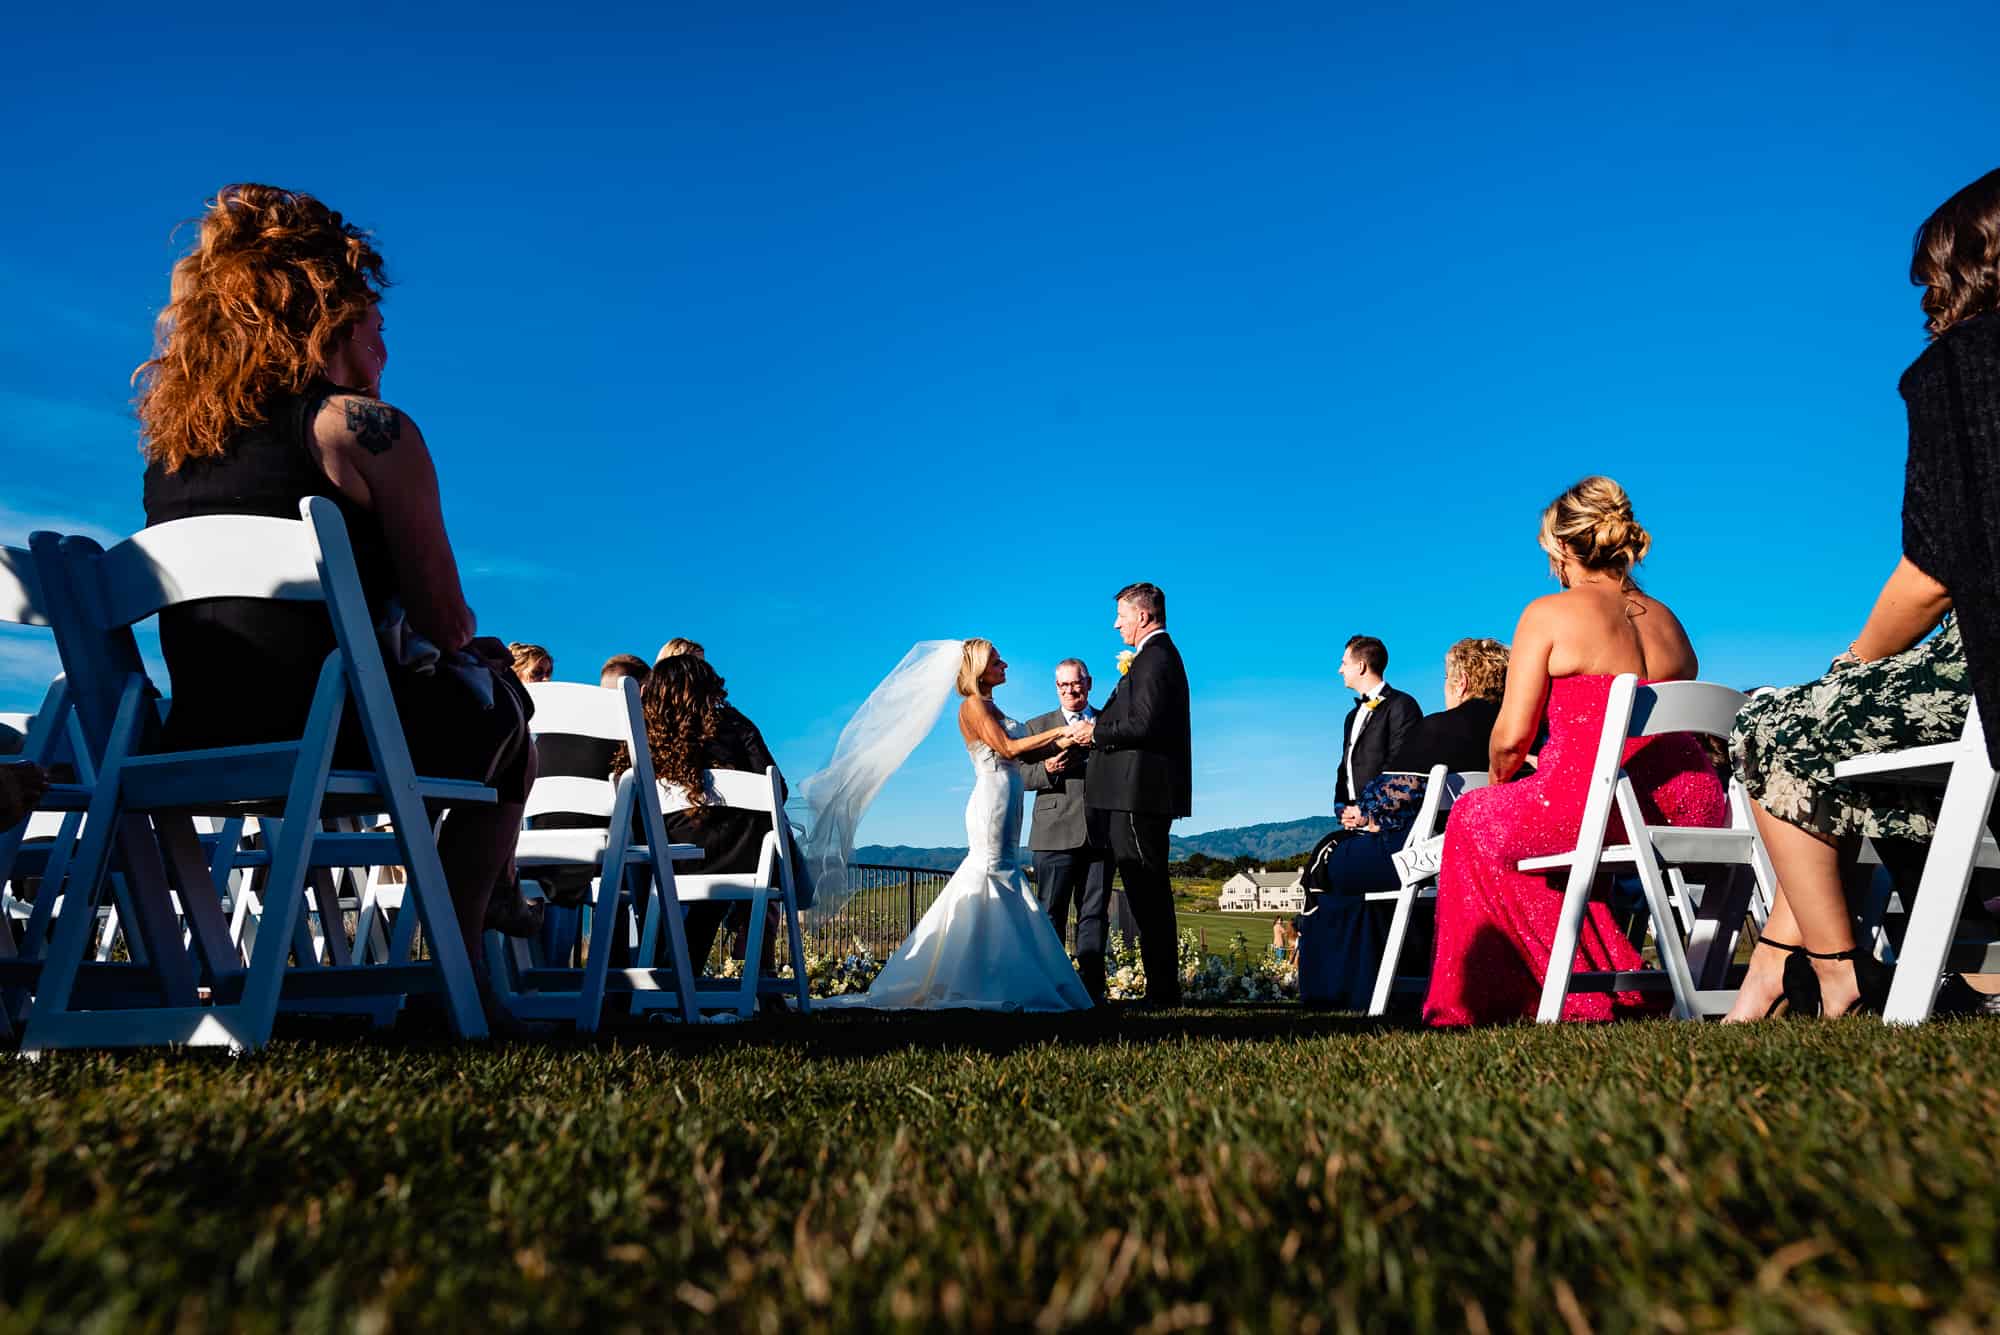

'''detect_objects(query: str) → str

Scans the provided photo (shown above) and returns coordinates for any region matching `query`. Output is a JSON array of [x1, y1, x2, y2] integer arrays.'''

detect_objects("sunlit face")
[[1055, 666, 1091, 710], [1338, 650, 1367, 692], [981, 650, 1009, 689], [1443, 665, 1466, 710], [1113, 598, 1150, 647]]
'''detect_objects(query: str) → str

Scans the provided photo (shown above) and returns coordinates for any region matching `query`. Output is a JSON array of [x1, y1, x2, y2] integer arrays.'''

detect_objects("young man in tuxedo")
[[1334, 635, 1420, 831], [1074, 582, 1192, 1007], [1021, 658, 1117, 1002]]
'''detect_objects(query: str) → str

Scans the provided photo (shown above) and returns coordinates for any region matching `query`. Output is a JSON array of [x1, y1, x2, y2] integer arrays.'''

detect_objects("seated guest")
[[1386, 638, 1511, 777], [509, 642, 553, 684], [600, 653, 649, 690], [1422, 477, 1726, 1026], [135, 184, 537, 992], [610, 654, 793, 982], [1295, 637, 1511, 1008], [1727, 166, 2000, 1021], [656, 637, 705, 662], [1334, 635, 1421, 833]]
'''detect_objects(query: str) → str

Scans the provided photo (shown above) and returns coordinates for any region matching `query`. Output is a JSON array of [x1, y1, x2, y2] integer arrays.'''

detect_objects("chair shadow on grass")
[[271, 1000, 1424, 1062]]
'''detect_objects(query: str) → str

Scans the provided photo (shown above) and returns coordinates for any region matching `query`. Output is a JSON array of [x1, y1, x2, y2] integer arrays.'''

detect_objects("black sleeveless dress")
[[141, 378, 531, 798]]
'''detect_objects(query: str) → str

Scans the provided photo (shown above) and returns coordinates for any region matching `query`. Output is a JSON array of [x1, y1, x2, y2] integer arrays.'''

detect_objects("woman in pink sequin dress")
[[1424, 478, 1727, 1027]]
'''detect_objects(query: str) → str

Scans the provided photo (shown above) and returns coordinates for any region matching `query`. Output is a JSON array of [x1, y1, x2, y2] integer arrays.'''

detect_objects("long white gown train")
[[822, 716, 1092, 1012]]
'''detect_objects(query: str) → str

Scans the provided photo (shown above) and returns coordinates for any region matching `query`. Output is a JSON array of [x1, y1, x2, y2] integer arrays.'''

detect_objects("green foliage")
[[6, 1017, 2000, 1331]]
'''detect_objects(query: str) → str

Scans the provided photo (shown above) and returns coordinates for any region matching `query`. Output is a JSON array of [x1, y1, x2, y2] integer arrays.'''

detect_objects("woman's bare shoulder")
[[312, 393, 424, 459]]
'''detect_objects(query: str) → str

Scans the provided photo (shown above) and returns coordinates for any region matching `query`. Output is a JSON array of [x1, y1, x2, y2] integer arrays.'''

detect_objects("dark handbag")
[[1299, 827, 1349, 895]]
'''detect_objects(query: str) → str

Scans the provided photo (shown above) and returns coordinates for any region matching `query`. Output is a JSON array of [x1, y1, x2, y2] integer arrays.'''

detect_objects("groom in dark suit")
[[1074, 582, 1192, 1007]]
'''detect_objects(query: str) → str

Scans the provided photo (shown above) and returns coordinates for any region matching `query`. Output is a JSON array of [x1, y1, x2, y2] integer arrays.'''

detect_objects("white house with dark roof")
[[1218, 869, 1307, 912]]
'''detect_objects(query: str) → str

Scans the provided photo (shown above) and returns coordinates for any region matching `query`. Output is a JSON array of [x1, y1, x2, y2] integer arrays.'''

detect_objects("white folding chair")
[[639, 766, 811, 1019], [1525, 675, 1777, 1022], [0, 546, 102, 1039], [1834, 701, 1999, 1023], [488, 679, 703, 1028], [1364, 767, 1487, 1016], [19, 496, 491, 1053]]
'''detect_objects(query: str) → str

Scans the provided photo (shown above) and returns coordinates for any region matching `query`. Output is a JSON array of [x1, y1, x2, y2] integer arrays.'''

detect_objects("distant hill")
[[854, 816, 1335, 871], [1168, 816, 1338, 861], [853, 844, 971, 871]]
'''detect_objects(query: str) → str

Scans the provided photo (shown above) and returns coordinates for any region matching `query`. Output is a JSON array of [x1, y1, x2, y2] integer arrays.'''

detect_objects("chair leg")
[[785, 897, 812, 1014], [1618, 789, 1697, 1020], [737, 892, 768, 1018], [1884, 759, 1998, 1024], [1536, 862, 1598, 1023], [576, 864, 629, 1033], [1368, 886, 1421, 1017]]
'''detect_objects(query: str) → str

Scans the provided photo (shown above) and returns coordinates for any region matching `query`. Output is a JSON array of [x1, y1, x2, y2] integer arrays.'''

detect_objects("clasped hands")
[[1063, 718, 1096, 748]]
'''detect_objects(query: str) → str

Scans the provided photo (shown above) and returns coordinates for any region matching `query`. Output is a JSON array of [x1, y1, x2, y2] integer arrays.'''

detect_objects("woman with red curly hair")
[[136, 184, 539, 994]]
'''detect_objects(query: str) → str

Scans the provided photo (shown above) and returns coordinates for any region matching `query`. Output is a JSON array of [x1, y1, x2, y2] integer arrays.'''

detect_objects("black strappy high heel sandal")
[[1751, 937, 1819, 1017], [1801, 945, 1891, 1017]]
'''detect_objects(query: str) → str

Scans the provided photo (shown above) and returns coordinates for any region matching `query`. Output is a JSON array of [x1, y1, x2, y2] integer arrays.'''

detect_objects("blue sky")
[[3, 2, 1997, 844]]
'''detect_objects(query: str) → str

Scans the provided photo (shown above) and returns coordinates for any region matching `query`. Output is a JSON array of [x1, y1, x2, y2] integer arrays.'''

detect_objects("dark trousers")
[[1107, 809, 1180, 1005], [684, 901, 777, 974], [1034, 845, 1112, 1000]]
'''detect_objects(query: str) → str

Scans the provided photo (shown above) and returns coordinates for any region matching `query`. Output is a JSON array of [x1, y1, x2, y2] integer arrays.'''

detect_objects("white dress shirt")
[[1133, 628, 1167, 657], [1345, 681, 1388, 801]]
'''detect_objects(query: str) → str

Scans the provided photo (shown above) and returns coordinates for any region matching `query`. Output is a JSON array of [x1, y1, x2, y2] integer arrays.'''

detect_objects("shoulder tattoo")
[[342, 399, 403, 455]]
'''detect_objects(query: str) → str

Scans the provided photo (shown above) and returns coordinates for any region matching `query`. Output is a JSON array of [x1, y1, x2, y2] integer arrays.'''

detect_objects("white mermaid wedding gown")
[[821, 716, 1092, 1012]]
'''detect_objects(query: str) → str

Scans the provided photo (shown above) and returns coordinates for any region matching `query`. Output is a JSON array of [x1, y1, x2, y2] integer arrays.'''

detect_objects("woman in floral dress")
[[1726, 166, 2000, 1020]]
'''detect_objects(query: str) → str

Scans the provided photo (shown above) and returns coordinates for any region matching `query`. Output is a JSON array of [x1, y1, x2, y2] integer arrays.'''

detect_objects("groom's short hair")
[[1115, 581, 1165, 624], [1345, 635, 1388, 675]]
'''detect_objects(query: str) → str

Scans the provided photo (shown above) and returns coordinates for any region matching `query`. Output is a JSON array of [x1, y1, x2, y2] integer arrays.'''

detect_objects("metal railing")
[[805, 862, 958, 959]]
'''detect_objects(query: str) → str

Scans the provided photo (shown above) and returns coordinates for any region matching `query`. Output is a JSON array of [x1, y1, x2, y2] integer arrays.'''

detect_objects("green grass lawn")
[[1177, 908, 1286, 953], [5, 1011, 1999, 1331]]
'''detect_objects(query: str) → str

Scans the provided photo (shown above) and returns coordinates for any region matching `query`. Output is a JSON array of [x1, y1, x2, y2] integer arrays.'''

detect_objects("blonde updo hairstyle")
[[1538, 475, 1651, 583], [957, 639, 996, 698]]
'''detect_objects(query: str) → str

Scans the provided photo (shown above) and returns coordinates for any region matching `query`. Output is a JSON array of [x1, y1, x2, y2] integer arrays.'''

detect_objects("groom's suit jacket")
[[1085, 633, 1193, 818]]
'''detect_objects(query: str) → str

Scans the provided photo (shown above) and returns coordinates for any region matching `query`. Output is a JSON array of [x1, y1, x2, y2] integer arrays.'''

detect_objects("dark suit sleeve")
[[730, 708, 788, 803], [1091, 657, 1169, 750], [1020, 711, 1056, 790], [1383, 694, 1421, 771]]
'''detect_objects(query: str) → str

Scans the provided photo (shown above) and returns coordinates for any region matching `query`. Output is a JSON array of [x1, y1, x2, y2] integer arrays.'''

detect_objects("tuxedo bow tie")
[[1354, 696, 1369, 707]]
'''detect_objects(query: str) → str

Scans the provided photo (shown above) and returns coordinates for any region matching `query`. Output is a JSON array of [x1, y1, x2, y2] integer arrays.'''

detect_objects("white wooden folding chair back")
[[1523, 675, 1773, 1022], [19, 497, 491, 1053], [491, 679, 699, 1028], [0, 546, 99, 1037], [1834, 700, 1998, 1023], [1362, 767, 1486, 1016], [642, 764, 811, 1018]]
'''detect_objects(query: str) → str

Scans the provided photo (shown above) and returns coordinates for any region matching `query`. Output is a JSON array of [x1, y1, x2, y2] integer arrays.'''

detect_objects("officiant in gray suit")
[[1022, 657, 1128, 1003]]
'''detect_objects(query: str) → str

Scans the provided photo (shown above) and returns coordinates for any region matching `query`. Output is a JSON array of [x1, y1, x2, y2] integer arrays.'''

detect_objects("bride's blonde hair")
[[956, 639, 996, 697]]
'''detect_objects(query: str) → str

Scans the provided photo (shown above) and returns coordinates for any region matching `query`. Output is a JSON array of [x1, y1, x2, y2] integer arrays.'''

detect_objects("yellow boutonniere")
[[1116, 650, 1136, 676], [1363, 697, 1382, 711]]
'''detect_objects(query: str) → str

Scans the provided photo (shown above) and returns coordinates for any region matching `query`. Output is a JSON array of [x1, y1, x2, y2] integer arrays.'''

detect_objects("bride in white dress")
[[812, 639, 1094, 1012]]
